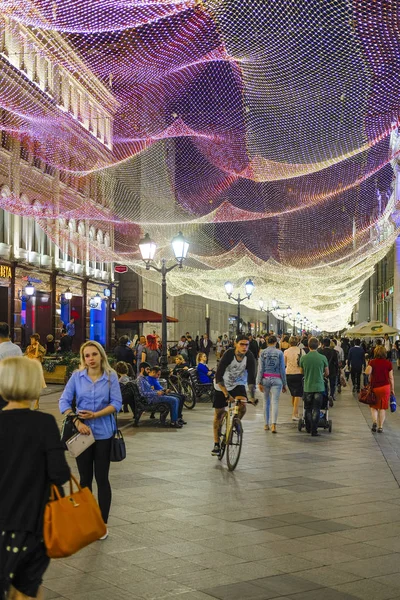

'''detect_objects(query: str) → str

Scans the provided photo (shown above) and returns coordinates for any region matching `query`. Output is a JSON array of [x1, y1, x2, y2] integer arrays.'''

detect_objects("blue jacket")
[[347, 346, 365, 370], [257, 347, 287, 386], [197, 363, 212, 383]]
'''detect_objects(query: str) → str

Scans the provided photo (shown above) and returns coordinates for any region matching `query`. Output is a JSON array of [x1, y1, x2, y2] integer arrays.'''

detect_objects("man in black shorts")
[[212, 334, 256, 456]]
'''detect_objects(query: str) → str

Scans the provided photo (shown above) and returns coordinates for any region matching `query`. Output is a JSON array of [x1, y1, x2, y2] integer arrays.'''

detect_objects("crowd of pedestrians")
[[0, 319, 399, 598]]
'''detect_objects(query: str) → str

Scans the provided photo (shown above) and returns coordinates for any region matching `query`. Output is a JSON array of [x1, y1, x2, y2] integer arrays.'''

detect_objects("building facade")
[[0, 16, 118, 349]]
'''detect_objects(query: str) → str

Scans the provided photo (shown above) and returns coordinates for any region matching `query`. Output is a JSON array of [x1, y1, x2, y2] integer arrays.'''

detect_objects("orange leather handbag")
[[43, 474, 106, 558]]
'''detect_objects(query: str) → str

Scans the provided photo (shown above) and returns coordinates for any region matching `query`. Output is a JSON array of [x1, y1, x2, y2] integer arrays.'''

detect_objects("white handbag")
[[66, 428, 95, 458]]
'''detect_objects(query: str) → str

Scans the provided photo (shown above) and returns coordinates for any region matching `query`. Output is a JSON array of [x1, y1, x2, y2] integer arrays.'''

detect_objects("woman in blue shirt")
[[257, 335, 287, 433], [197, 352, 214, 383], [59, 340, 122, 539]]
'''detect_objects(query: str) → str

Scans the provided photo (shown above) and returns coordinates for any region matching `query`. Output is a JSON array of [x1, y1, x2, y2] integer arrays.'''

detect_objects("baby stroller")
[[298, 377, 332, 433]]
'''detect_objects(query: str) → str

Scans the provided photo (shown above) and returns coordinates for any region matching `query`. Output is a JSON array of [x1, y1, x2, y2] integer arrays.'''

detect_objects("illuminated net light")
[[0, 0, 400, 330]]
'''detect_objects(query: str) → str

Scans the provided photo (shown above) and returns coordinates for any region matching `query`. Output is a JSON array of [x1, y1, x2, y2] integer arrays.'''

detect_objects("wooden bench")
[[120, 381, 170, 426]]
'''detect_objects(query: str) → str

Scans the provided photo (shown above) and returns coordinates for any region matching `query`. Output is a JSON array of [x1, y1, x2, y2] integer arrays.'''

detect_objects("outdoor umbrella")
[[114, 309, 178, 324], [345, 320, 399, 337]]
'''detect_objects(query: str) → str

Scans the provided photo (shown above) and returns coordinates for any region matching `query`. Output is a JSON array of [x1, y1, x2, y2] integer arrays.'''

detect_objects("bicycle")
[[218, 396, 257, 471], [167, 371, 196, 409]]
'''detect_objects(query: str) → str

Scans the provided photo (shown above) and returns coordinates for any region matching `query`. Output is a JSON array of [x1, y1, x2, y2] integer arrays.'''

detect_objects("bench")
[[187, 368, 214, 404], [120, 381, 170, 427]]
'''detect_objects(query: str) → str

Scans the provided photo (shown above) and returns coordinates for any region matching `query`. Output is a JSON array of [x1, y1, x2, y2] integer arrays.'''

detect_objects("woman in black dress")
[[0, 357, 70, 600]]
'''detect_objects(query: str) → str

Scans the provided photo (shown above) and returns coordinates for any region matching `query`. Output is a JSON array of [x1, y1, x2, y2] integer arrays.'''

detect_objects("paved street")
[[39, 374, 400, 600]]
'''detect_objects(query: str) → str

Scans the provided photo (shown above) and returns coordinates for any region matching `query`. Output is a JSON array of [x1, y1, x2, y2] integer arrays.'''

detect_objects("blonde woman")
[[196, 352, 214, 383], [284, 336, 304, 421], [59, 341, 122, 539], [25, 333, 46, 410], [0, 357, 70, 600]]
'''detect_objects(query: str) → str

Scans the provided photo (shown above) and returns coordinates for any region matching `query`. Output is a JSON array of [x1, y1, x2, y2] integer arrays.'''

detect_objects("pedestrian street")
[[38, 371, 400, 600]]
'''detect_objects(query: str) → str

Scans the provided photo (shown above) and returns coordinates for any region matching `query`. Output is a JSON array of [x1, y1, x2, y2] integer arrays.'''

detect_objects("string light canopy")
[[1, 1, 400, 330]]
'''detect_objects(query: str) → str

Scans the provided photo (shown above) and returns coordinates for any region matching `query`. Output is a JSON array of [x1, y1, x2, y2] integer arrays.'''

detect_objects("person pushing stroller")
[[299, 337, 329, 436]]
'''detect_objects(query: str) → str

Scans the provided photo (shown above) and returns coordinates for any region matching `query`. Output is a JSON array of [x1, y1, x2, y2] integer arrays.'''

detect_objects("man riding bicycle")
[[212, 334, 256, 456]]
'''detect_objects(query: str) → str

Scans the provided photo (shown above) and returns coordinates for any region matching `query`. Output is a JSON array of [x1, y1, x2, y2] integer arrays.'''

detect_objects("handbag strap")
[[49, 474, 81, 501], [108, 376, 118, 433]]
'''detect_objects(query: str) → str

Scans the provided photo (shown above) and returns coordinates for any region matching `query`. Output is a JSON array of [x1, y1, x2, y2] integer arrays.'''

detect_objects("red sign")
[[114, 265, 128, 274]]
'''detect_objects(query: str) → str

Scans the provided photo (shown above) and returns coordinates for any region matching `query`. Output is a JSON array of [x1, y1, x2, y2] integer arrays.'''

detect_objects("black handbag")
[[108, 378, 126, 462], [110, 413, 126, 462], [60, 414, 78, 448]]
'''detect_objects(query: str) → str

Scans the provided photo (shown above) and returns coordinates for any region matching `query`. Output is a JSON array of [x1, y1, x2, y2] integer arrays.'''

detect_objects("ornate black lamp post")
[[224, 279, 255, 336]]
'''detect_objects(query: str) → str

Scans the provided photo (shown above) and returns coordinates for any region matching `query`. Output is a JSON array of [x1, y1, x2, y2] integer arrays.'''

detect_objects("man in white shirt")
[[0, 322, 22, 361], [0, 322, 22, 409], [384, 334, 392, 360]]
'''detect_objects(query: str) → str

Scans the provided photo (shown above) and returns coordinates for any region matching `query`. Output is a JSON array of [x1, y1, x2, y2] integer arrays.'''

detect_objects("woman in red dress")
[[365, 345, 395, 433]]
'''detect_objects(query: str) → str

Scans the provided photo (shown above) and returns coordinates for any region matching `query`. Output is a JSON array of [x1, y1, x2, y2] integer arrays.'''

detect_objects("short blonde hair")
[[0, 356, 43, 401], [79, 340, 114, 376], [289, 336, 297, 347]]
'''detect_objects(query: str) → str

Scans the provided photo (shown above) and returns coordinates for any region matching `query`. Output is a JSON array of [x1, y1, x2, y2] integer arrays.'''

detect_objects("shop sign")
[[22, 276, 42, 284], [0, 264, 11, 279], [115, 265, 128, 274]]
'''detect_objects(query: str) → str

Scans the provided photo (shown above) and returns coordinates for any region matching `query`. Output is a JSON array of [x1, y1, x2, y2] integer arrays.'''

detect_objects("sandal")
[[371, 423, 377, 432], [377, 427, 383, 433]]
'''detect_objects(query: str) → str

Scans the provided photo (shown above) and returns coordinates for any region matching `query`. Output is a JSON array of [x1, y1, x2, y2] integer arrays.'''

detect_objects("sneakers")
[[99, 528, 109, 540], [178, 418, 187, 425], [211, 443, 221, 456], [170, 422, 182, 429], [264, 424, 270, 431]]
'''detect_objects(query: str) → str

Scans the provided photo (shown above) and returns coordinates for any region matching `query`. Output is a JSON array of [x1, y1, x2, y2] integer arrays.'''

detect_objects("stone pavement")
[[38, 372, 400, 600]]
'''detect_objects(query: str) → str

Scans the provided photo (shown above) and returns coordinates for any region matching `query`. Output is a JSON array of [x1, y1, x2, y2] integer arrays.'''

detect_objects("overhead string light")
[[0, 0, 399, 330]]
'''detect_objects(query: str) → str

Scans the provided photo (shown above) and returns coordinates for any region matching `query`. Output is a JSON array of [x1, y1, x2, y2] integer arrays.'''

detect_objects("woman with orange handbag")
[[59, 340, 122, 540], [0, 357, 70, 600]]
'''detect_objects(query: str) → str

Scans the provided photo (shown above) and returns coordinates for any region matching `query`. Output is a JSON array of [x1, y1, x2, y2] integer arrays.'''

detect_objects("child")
[[196, 352, 214, 383], [115, 361, 131, 384]]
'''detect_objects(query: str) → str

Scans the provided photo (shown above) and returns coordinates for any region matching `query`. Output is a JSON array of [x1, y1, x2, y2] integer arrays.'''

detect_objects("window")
[[20, 137, 29, 161], [1, 20, 8, 56], [32, 140, 41, 168], [44, 162, 55, 176], [32, 53, 39, 84], [68, 83, 73, 114], [88, 104, 94, 132], [43, 59, 50, 93], [20, 41, 26, 72], [77, 91, 83, 122], [58, 73, 64, 106]]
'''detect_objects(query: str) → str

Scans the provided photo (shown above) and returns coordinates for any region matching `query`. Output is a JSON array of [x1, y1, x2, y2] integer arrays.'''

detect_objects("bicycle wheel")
[[226, 416, 243, 471], [182, 379, 196, 409], [218, 412, 227, 461]]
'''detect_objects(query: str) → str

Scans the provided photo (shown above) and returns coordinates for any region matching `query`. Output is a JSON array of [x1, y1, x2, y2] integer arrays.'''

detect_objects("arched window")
[[104, 232, 110, 248], [20, 193, 31, 250], [96, 229, 104, 245], [89, 226, 96, 240], [0, 185, 11, 244]]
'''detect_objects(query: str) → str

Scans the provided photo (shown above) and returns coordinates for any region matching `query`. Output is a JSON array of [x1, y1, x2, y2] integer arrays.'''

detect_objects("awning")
[[114, 308, 179, 324]]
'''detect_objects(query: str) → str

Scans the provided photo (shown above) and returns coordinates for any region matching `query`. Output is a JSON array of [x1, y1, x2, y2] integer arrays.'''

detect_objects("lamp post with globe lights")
[[258, 298, 277, 333], [224, 279, 255, 336], [139, 232, 189, 374]]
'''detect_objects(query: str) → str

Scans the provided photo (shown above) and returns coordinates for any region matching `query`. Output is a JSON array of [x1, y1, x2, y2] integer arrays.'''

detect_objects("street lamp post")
[[258, 298, 277, 333], [139, 232, 189, 374], [224, 279, 255, 336]]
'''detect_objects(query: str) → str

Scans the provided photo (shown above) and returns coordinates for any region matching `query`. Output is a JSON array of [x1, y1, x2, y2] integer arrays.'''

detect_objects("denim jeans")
[[150, 395, 179, 421], [303, 392, 323, 434], [263, 377, 283, 425]]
